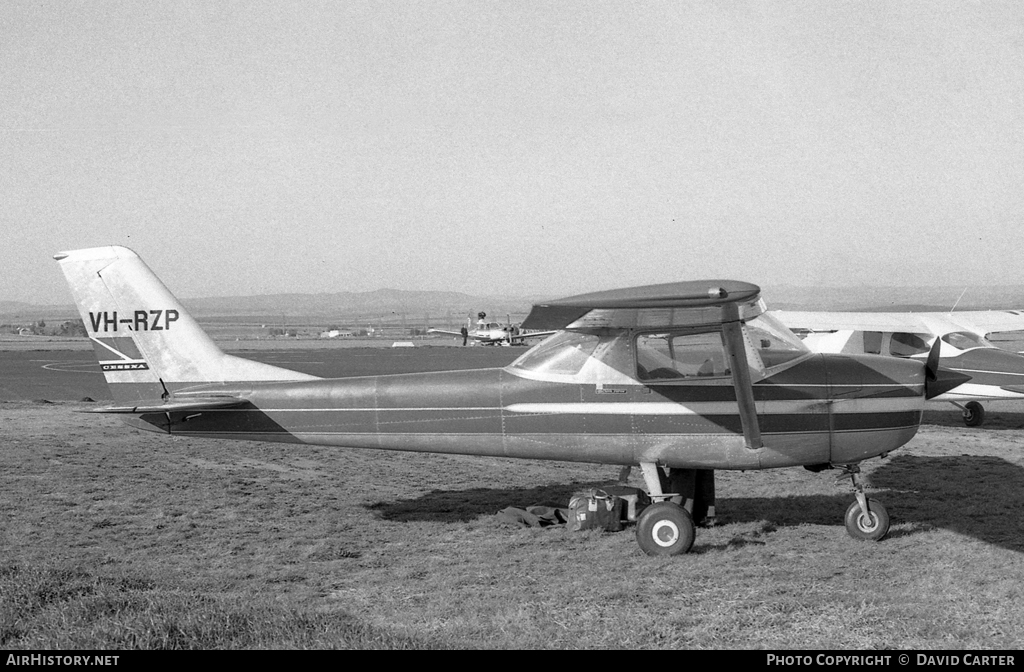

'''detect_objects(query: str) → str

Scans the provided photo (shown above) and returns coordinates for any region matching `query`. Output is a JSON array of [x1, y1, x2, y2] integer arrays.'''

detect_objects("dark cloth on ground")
[[495, 506, 569, 527]]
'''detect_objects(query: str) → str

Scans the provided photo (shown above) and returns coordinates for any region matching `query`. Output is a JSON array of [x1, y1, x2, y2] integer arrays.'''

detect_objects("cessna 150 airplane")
[[429, 312, 555, 346], [55, 246, 968, 556], [774, 309, 1024, 427]]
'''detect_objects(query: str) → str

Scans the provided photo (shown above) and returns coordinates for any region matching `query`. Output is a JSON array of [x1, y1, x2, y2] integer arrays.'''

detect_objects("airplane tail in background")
[[54, 246, 317, 403]]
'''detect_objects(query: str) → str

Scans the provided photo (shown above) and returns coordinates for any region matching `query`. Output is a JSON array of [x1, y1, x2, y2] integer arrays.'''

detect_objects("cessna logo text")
[[88, 310, 179, 333], [101, 362, 150, 371]]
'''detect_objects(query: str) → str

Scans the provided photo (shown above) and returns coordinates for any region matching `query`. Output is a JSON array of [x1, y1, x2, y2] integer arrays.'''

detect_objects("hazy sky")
[[3, 1, 1023, 305]]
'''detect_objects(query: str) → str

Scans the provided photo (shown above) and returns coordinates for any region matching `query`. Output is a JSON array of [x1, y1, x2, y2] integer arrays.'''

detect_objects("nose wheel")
[[951, 400, 985, 427], [962, 401, 985, 427], [844, 499, 889, 541], [837, 464, 890, 541]]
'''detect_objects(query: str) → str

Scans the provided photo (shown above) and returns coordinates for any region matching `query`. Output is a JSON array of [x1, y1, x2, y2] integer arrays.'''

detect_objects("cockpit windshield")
[[509, 331, 601, 376], [941, 331, 996, 351]]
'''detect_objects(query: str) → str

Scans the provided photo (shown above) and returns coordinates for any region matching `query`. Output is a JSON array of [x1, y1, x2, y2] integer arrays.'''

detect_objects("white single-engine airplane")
[[774, 309, 1024, 427], [55, 246, 969, 555], [429, 312, 556, 346]]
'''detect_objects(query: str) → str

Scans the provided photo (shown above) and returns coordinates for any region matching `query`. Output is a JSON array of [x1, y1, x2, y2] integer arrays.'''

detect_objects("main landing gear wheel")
[[635, 502, 695, 556], [844, 499, 890, 541], [962, 401, 985, 427]]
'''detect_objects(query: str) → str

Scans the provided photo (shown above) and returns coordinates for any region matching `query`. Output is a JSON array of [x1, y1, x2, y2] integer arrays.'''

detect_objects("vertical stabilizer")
[[54, 246, 317, 402]]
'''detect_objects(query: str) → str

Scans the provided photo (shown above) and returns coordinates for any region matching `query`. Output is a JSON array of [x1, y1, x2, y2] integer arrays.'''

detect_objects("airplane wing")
[[774, 310, 1024, 337], [88, 395, 248, 414], [522, 280, 763, 330], [939, 310, 1024, 336], [430, 327, 557, 341], [772, 311, 935, 333]]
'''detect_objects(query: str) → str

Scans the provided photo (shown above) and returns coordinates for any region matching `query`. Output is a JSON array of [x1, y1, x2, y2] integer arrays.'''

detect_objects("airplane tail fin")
[[54, 246, 317, 403]]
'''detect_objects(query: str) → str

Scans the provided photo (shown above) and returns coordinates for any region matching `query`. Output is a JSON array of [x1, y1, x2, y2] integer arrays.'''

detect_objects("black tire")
[[635, 502, 695, 556], [963, 401, 985, 427], [844, 499, 890, 541]]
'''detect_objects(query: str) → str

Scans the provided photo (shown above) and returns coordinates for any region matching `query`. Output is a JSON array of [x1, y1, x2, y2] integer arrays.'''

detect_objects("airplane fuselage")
[[797, 329, 1024, 403], [924, 348, 1024, 401], [129, 352, 925, 471], [55, 248, 956, 552]]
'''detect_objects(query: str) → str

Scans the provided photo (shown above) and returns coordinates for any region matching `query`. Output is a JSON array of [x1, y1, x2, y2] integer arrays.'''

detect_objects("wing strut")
[[722, 303, 763, 450]]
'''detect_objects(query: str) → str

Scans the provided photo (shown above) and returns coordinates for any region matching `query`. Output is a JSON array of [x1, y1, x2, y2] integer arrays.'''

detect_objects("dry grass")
[[3, 399, 1024, 649]]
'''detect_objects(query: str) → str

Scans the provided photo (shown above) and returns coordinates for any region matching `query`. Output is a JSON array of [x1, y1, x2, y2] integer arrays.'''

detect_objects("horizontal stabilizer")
[[87, 395, 248, 414]]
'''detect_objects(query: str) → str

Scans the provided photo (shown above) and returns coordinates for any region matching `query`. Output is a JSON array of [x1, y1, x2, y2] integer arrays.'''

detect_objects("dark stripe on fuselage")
[[833, 410, 921, 432], [150, 407, 918, 437]]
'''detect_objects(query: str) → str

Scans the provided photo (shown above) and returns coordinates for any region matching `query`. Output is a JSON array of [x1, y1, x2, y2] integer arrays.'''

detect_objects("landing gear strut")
[[836, 464, 890, 541]]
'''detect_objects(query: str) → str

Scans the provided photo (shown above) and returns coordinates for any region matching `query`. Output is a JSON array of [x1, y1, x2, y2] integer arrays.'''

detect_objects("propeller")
[[924, 338, 972, 400]]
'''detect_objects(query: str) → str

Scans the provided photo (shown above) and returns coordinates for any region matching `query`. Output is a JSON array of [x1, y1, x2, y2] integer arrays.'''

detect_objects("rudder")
[[54, 246, 316, 402]]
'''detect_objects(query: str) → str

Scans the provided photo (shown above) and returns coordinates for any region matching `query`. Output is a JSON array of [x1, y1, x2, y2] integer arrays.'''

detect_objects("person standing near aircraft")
[[461, 324, 468, 346]]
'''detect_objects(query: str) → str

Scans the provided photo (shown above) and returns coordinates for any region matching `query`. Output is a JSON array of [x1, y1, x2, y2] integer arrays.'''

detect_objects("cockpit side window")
[[889, 332, 930, 357], [636, 330, 729, 380]]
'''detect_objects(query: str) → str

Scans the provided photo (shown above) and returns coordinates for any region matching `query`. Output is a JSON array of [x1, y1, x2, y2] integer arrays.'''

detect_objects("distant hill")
[[0, 289, 543, 329], [764, 285, 1024, 312], [7, 285, 1024, 328], [182, 288, 538, 318], [0, 300, 54, 313], [0, 301, 79, 324]]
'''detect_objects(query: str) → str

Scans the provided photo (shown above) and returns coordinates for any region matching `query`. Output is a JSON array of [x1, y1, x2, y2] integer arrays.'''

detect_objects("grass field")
[[3, 393, 1024, 649]]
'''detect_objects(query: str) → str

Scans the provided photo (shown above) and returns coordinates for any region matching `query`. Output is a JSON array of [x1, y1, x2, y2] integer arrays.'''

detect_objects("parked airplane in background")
[[55, 247, 968, 555], [774, 309, 1024, 427], [429, 312, 556, 346]]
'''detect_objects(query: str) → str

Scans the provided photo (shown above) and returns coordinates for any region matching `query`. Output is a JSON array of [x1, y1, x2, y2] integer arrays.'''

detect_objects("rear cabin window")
[[941, 331, 994, 350], [889, 332, 930, 357], [636, 331, 729, 380], [864, 331, 883, 354]]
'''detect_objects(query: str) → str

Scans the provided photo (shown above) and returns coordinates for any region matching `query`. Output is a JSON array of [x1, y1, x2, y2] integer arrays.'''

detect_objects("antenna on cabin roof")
[[949, 287, 969, 315]]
